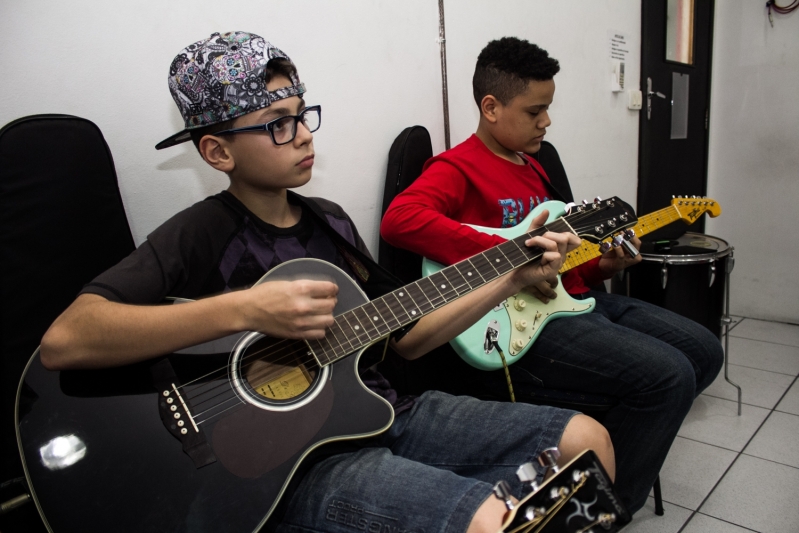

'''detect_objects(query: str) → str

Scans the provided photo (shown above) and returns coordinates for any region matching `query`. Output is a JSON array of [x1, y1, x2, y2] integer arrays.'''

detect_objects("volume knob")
[[514, 299, 527, 311]]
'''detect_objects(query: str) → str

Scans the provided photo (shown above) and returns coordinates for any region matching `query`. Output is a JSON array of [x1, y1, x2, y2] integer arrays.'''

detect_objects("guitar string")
[[174, 207, 619, 420], [183, 208, 615, 419]]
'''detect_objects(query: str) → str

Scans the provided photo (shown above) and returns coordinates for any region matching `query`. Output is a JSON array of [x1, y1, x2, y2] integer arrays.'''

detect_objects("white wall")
[[0, 0, 643, 258], [705, 3, 799, 323], [0, 0, 446, 251]]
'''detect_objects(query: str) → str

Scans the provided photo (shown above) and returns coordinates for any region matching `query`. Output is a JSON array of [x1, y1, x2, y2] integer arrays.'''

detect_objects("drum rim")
[[639, 232, 731, 264]]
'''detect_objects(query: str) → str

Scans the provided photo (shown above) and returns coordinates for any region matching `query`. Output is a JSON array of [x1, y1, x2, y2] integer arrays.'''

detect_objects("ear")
[[199, 135, 235, 173], [480, 94, 501, 124]]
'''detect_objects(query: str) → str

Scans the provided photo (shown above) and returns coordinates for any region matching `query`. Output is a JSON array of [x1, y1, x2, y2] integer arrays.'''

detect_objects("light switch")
[[627, 89, 643, 110]]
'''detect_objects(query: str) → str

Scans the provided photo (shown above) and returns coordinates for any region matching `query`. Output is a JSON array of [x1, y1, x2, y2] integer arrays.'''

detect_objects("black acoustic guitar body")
[[16, 259, 394, 532]]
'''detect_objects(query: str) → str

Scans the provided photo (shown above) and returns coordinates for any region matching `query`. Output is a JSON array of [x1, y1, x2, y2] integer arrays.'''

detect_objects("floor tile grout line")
[[716, 360, 798, 377], [717, 360, 799, 376], [701, 391, 781, 410], [677, 373, 799, 532], [693, 511, 761, 532], [740, 451, 799, 471], [734, 316, 799, 328], [728, 334, 799, 350], [675, 434, 744, 454]]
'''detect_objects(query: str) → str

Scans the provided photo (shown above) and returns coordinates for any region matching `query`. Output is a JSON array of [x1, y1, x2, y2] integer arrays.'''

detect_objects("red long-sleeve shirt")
[[381, 134, 605, 295]]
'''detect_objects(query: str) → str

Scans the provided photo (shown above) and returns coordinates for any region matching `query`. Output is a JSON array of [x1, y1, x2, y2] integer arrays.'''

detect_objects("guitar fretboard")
[[559, 205, 684, 272], [307, 219, 574, 365]]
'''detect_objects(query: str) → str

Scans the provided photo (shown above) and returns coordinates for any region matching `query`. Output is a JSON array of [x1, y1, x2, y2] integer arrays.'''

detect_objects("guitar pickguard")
[[422, 201, 596, 371], [504, 285, 593, 356]]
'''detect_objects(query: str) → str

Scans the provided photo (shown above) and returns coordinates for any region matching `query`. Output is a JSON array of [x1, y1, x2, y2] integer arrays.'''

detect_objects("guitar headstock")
[[557, 197, 638, 244], [671, 195, 721, 224], [499, 449, 631, 533]]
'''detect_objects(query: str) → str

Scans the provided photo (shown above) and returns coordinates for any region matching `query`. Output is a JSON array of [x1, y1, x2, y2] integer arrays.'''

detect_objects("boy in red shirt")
[[382, 37, 723, 514]]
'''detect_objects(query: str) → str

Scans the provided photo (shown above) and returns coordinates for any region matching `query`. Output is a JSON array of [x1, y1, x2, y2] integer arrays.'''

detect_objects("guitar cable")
[[489, 333, 516, 403]]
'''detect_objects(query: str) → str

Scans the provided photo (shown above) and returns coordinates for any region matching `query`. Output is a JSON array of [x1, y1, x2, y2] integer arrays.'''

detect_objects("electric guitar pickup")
[[496, 448, 631, 533], [16, 198, 635, 532], [423, 196, 721, 370]]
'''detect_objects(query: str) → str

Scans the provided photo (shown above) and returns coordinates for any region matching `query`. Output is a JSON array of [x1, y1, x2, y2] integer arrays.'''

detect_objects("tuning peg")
[[599, 241, 612, 254], [593, 196, 602, 203], [492, 480, 515, 510], [621, 238, 640, 258], [537, 447, 561, 475], [563, 201, 577, 214], [516, 463, 540, 493], [624, 229, 636, 240], [582, 199, 589, 206]]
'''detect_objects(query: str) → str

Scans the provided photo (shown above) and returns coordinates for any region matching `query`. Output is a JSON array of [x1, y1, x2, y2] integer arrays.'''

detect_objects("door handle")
[[646, 77, 667, 120]]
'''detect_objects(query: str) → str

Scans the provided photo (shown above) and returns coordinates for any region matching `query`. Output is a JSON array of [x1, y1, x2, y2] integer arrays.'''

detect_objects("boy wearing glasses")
[[41, 32, 613, 532]]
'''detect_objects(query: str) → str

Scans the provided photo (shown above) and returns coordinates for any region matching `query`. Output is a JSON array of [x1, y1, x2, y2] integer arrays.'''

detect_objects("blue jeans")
[[275, 391, 575, 533], [514, 290, 723, 513]]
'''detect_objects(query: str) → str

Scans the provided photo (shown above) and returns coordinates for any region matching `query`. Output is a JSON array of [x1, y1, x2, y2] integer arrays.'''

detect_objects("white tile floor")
[[624, 317, 799, 533]]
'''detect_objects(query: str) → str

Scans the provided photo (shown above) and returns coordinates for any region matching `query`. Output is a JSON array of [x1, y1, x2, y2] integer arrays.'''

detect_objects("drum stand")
[[720, 247, 742, 415]]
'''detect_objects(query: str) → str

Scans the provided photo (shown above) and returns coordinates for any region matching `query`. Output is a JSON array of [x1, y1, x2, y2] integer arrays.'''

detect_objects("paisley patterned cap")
[[156, 31, 305, 150]]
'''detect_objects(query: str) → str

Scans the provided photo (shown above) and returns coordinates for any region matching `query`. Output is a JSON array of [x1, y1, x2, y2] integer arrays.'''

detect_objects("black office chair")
[[0, 115, 136, 531], [377, 126, 663, 516]]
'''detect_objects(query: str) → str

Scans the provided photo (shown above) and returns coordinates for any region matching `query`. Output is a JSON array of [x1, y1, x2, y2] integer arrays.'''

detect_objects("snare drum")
[[611, 232, 733, 338]]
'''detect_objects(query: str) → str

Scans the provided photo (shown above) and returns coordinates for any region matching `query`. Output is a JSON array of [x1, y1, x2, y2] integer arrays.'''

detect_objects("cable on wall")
[[766, 0, 799, 27], [437, 0, 451, 150]]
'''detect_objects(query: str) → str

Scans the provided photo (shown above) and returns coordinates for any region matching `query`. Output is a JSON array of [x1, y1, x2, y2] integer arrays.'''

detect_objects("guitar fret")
[[427, 271, 458, 305], [391, 287, 424, 321], [362, 301, 393, 336], [341, 310, 374, 345], [381, 293, 407, 323], [482, 247, 513, 276], [453, 261, 483, 290], [416, 277, 446, 308], [305, 338, 331, 366], [440, 266, 469, 295], [352, 306, 380, 340], [373, 298, 403, 331], [406, 282, 435, 315], [325, 320, 355, 357]]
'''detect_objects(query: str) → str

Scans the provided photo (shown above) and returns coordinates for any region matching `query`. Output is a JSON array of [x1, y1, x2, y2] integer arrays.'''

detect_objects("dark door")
[[638, 0, 715, 240]]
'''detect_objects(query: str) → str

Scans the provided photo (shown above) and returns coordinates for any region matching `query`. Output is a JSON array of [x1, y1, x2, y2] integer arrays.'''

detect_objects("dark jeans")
[[276, 391, 575, 533], [513, 290, 723, 513]]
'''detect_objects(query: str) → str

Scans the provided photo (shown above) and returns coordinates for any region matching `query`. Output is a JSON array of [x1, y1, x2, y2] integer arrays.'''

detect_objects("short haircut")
[[190, 58, 300, 150], [473, 37, 560, 107]]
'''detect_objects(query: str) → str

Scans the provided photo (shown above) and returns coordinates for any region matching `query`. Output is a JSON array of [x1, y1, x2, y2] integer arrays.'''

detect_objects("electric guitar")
[[16, 198, 635, 532], [423, 196, 721, 370], [496, 449, 631, 532]]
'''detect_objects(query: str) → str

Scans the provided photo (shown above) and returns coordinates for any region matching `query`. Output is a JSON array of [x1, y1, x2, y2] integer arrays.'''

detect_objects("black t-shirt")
[[82, 191, 412, 409]]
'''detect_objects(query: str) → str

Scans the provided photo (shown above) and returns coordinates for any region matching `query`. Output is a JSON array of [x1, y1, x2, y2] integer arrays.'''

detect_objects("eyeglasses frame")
[[212, 105, 322, 146]]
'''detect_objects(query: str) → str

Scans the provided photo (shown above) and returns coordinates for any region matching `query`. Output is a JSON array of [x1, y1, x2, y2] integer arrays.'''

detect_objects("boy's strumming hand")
[[241, 280, 339, 340]]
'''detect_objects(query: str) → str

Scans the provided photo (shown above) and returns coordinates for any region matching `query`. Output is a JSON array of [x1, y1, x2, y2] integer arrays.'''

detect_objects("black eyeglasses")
[[214, 105, 321, 145]]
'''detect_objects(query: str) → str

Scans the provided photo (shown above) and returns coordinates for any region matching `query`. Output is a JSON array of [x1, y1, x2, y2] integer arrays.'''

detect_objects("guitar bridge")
[[151, 358, 217, 469]]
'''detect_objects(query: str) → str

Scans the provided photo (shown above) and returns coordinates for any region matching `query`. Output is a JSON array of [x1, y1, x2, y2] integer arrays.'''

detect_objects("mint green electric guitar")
[[422, 196, 721, 370]]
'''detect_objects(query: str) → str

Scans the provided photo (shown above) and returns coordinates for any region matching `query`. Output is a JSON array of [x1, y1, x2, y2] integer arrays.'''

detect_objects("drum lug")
[[709, 260, 716, 288], [660, 261, 668, 289], [727, 247, 735, 274]]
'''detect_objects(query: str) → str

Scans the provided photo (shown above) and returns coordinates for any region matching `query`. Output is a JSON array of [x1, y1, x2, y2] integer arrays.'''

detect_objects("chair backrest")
[[378, 126, 432, 285], [0, 115, 135, 499], [530, 140, 575, 203]]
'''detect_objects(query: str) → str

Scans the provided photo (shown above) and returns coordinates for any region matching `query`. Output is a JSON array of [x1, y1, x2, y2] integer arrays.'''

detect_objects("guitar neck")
[[307, 220, 572, 366], [559, 204, 681, 273]]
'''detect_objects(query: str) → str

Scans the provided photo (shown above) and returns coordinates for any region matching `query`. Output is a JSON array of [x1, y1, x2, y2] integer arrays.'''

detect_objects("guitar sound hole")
[[240, 336, 321, 403]]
